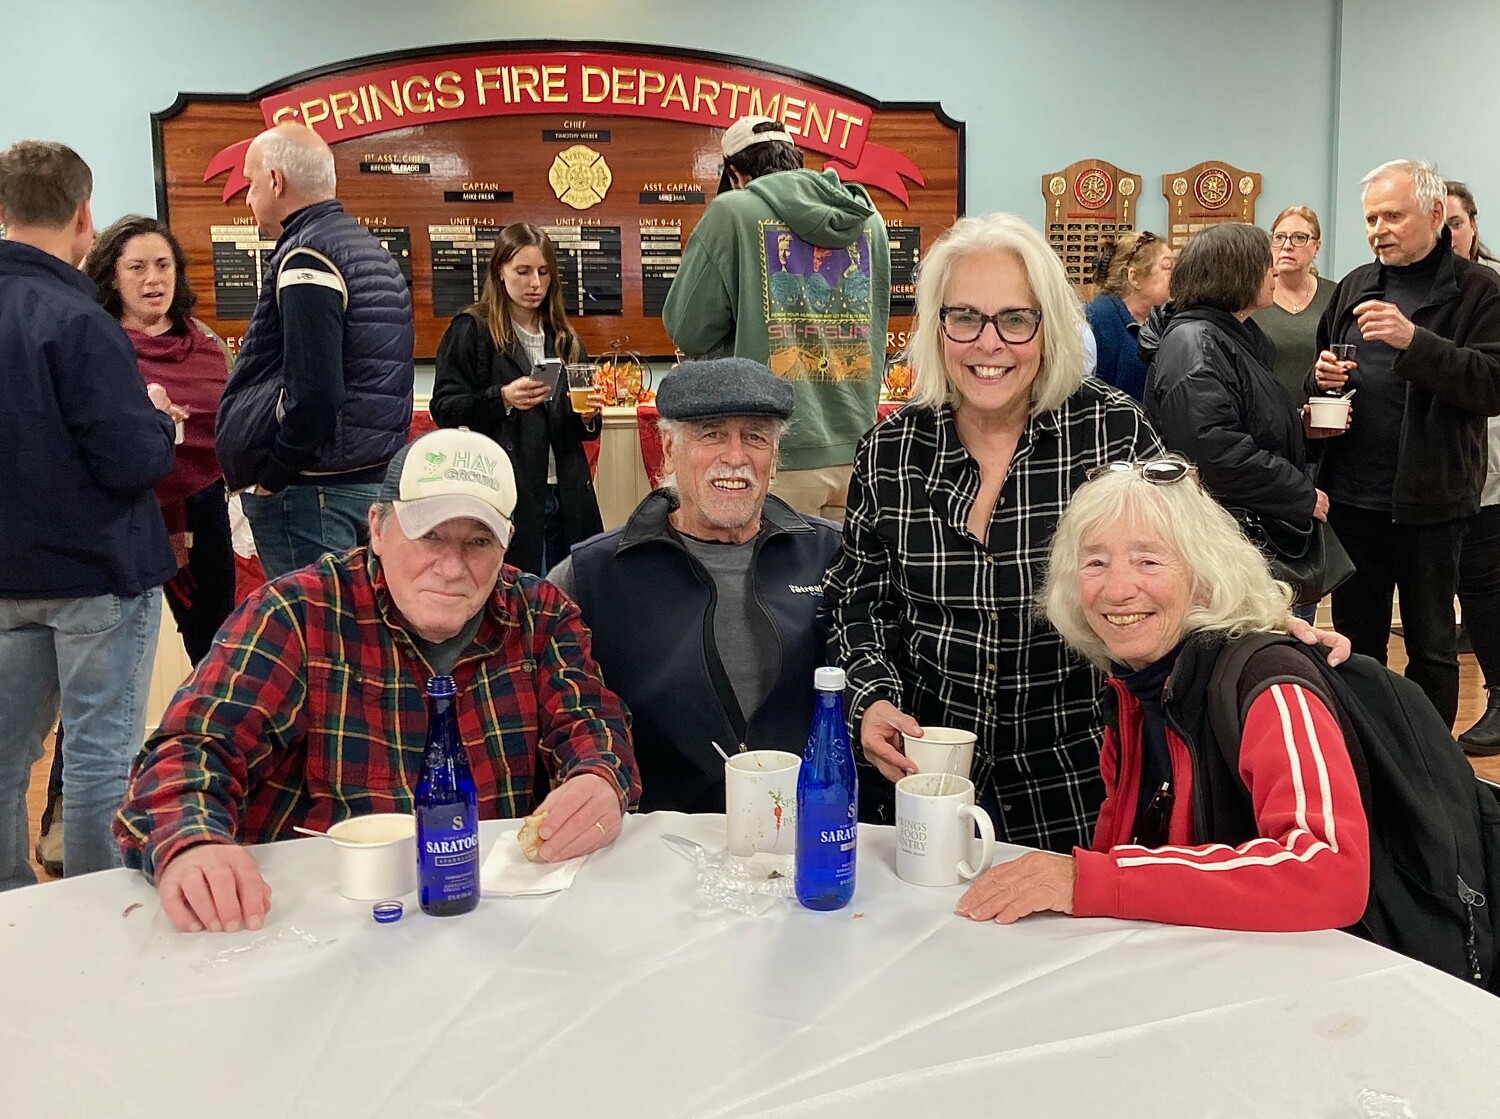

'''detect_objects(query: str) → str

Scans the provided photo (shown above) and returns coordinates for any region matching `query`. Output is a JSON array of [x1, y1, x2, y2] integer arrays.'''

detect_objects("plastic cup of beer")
[[566, 364, 596, 413]]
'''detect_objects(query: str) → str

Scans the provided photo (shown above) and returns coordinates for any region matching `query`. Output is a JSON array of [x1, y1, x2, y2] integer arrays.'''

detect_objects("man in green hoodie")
[[664, 115, 890, 521]]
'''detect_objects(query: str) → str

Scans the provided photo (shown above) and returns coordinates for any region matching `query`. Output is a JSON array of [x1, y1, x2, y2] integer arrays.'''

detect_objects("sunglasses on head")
[[1085, 459, 1198, 486]]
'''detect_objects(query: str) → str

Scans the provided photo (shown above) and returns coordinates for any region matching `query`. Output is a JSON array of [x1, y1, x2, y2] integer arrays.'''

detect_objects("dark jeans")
[[540, 485, 565, 575], [1459, 504, 1500, 688], [1328, 503, 1468, 727]]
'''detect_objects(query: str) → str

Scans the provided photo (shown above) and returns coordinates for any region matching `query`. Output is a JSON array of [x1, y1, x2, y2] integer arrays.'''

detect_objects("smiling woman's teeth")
[[970, 366, 1010, 381], [1105, 613, 1148, 626]]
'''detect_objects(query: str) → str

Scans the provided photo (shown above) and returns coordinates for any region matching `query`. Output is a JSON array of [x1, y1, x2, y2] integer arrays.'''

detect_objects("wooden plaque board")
[[1161, 160, 1263, 250], [152, 42, 963, 361], [1040, 159, 1143, 300]]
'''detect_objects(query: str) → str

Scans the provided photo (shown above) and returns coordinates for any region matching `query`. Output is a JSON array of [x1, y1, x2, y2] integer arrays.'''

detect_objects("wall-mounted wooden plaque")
[[1040, 159, 1143, 300], [1160, 160, 1263, 250], [153, 41, 964, 360]]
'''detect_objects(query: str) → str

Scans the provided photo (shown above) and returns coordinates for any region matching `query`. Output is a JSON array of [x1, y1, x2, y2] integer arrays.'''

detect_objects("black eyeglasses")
[[1271, 231, 1315, 247], [938, 305, 1043, 345], [1134, 780, 1174, 848], [1086, 459, 1199, 485]]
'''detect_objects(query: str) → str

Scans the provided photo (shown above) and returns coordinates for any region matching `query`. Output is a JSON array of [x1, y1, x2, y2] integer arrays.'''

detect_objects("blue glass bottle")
[[796, 666, 858, 910], [415, 675, 479, 916]]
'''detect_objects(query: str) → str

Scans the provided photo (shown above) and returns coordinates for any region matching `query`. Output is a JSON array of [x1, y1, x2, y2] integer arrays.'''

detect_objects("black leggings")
[[1460, 504, 1500, 687], [163, 483, 237, 664]]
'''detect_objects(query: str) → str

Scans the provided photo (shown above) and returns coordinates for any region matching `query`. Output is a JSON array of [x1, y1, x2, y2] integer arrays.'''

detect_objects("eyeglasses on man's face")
[[1085, 459, 1199, 486], [1271, 231, 1316, 247], [938, 305, 1044, 345]]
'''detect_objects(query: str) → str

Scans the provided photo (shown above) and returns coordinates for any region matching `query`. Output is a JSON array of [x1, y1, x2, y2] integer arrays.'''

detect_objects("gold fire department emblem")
[[549, 145, 612, 210], [1194, 167, 1232, 210], [1075, 169, 1113, 210]]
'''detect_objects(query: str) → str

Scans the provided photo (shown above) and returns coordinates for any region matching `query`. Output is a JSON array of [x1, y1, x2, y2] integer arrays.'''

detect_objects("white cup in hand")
[[900, 727, 977, 781]]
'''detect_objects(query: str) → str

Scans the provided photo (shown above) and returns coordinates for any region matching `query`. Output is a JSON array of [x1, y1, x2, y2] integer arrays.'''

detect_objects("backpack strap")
[[1205, 632, 1292, 768], [1206, 633, 1372, 834]]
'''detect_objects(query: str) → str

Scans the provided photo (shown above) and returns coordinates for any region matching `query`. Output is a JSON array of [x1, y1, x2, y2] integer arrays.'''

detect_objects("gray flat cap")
[[655, 357, 795, 422]]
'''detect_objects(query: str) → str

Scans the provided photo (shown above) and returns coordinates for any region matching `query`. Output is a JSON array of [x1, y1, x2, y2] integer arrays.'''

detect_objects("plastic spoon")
[[291, 825, 368, 849], [938, 740, 963, 796]]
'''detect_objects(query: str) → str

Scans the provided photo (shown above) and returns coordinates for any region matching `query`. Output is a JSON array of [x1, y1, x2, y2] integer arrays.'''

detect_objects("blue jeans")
[[0, 588, 162, 889], [242, 482, 380, 580]]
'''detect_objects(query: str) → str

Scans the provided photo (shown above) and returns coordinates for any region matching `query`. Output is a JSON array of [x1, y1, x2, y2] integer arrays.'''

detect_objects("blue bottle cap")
[[372, 900, 404, 923]]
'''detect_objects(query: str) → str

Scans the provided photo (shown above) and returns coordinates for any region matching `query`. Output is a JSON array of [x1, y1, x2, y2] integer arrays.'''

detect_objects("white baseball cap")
[[378, 429, 517, 547], [721, 115, 795, 159]]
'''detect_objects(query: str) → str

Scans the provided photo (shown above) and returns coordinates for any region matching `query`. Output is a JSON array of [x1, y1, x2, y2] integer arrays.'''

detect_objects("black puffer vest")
[[216, 199, 413, 490]]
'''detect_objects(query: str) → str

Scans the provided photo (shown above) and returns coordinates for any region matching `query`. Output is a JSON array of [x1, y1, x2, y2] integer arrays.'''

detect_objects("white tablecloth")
[[4, 812, 1497, 1116]]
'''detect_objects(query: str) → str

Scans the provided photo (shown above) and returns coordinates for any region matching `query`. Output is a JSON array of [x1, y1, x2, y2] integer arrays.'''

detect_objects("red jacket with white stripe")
[[1072, 646, 1371, 932]]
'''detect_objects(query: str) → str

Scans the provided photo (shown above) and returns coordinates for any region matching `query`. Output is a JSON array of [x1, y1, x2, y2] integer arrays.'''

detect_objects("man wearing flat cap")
[[663, 114, 891, 522], [117, 429, 639, 934], [550, 359, 841, 812]]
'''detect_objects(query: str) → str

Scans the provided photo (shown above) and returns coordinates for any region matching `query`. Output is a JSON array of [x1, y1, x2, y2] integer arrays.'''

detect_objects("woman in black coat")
[[430, 223, 604, 574], [1138, 223, 1327, 612]]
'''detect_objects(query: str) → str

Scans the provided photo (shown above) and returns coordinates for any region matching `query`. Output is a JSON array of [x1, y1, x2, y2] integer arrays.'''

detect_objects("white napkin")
[[480, 829, 589, 897]]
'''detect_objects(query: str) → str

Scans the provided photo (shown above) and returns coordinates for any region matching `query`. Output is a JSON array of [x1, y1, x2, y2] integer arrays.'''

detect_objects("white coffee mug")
[[725, 750, 800, 856], [895, 773, 995, 887], [901, 726, 977, 781]]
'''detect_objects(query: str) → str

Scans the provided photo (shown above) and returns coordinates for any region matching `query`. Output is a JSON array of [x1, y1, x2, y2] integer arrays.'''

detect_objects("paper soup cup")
[[900, 727, 977, 780], [326, 813, 418, 900], [1307, 396, 1351, 429]]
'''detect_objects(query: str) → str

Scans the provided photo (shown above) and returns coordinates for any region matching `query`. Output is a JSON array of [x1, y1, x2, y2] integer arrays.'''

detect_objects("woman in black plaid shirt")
[[824, 213, 1164, 851]]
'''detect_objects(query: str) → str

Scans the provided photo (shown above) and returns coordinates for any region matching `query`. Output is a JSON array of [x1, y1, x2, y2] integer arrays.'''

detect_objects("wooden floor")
[[20, 636, 1500, 881]]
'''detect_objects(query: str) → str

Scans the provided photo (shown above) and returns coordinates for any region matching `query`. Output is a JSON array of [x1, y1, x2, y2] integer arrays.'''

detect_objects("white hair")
[[1041, 460, 1293, 670], [905, 212, 1086, 416], [252, 127, 336, 197], [1362, 159, 1446, 212]]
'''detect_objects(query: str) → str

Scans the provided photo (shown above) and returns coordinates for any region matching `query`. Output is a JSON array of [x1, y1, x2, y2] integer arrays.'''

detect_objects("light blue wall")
[[3, 0, 1343, 258], [1334, 0, 1500, 272]]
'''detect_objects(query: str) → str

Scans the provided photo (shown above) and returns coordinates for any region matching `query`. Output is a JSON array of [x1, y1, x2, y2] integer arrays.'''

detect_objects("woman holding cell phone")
[[431, 222, 605, 574]]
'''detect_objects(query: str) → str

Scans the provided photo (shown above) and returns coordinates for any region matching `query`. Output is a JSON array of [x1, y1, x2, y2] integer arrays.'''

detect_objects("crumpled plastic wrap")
[[1353, 1089, 1417, 1118], [662, 834, 796, 916], [192, 925, 333, 971]]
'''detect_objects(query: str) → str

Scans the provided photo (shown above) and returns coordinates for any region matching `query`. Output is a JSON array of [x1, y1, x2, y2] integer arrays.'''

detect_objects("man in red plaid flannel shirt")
[[116, 429, 638, 933]]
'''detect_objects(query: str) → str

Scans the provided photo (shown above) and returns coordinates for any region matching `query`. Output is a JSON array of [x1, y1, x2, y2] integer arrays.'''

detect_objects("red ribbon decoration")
[[202, 138, 253, 201], [825, 143, 925, 206]]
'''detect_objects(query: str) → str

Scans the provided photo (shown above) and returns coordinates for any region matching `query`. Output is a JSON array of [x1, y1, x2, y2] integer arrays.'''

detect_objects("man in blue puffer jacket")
[[216, 123, 414, 579]]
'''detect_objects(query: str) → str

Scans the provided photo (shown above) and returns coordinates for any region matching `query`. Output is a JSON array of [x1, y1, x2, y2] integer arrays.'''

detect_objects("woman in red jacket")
[[956, 458, 1371, 932], [85, 216, 233, 661]]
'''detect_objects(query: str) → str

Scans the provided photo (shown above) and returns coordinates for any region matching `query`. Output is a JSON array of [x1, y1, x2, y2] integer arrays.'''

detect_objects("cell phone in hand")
[[531, 358, 564, 392]]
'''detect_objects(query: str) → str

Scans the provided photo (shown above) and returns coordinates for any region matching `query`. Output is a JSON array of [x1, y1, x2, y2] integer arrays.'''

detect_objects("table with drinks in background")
[[7, 662, 1500, 1115]]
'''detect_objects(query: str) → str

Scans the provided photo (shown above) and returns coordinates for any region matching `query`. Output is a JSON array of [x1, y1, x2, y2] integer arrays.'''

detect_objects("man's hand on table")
[[156, 843, 272, 933], [534, 773, 622, 862], [859, 700, 923, 782], [956, 851, 1076, 925]]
